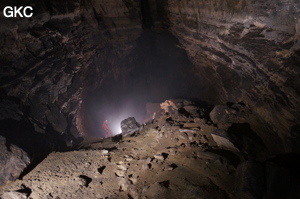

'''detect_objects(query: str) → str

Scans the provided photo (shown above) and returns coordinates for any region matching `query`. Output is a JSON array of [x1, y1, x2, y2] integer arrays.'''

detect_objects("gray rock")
[[209, 104, 254, 131], [121, 117, 141, 137], [211, 129, 239, 152], [1, 191, 28, 199], [46, 103, 68, 133], [0, 136, 30, 186]]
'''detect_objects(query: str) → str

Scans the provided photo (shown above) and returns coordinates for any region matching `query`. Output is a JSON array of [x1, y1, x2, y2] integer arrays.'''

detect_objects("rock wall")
[[165, 0, 300, 151], [1, 0, 299, 154], [0, 0, 142, 145]]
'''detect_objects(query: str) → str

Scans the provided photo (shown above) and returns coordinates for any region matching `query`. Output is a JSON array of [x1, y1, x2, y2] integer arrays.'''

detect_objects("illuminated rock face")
[[164, 0, 300, 151]]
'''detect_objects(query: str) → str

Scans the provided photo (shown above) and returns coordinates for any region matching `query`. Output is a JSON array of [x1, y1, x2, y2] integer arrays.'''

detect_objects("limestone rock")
[[211, 129, 239, 152], [182, 105, 205, 118], [1, 191, 28, 199], [1, 99, 297, 198], [160, 100, 178, 113], [0, 136, 30, 186], [121, 117, 141, 137], [166, 0, 300, 147], [154, 154, 165, 161], [209, 105, 227, 124]]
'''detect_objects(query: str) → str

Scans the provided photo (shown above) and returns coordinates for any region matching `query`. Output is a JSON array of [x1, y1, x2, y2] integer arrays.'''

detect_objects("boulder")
[[209, 104, 250, 129], [211, 129, 239, 152], [209, 105, 231, 126], [160, 100, 178, 113], [0, 136, 30, 186], [182, 105, 198, 116], [121, 117, 141, 137]]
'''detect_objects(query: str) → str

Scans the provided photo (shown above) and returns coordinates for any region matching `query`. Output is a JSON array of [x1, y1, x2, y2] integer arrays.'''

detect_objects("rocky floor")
[[0, 100, 299, 199]]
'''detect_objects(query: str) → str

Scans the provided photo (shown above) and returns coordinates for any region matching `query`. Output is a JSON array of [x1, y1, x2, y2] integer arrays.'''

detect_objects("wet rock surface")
[[1, 100, 299, 198]]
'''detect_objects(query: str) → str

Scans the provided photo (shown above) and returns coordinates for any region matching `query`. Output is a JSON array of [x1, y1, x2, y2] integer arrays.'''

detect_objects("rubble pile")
[[1, 100, 299, 199]]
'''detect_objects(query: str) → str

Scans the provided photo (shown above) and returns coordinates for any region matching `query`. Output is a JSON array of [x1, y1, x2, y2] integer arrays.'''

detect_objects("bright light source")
[[98, 105, 144, 137], [109, 120, 122, 136]]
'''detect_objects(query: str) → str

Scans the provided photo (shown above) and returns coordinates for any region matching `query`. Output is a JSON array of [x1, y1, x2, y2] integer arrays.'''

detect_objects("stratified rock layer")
[[165, 0, 300, 151]]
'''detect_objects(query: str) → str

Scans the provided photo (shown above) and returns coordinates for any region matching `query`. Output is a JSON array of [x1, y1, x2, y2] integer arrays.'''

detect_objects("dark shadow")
[[227, 123, 267, 160], [159, 180, 170, 189], [162, 152, 169, 160], [16, 184, 32, 197], [0, 118, 79, 179], [98, 166, 106, 174], [288, 124, 300, 152], [266, 153, 300, 198], [79, 175, 92, 187], [141, 0, 154, 29], [204, 149, 241, 167], [112, 134, 123, 142]]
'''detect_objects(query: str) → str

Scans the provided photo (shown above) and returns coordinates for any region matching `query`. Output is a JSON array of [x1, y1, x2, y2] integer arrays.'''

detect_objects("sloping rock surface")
[[1, 100, 299, 198]]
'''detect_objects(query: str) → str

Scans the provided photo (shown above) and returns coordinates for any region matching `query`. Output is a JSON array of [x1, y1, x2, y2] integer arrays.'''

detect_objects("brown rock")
[[211, 129, 239, 152]]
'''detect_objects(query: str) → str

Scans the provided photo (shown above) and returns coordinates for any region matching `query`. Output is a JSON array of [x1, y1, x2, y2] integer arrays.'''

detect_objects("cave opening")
[[79, 0, 228, 138], [83, 30, 207, 138]]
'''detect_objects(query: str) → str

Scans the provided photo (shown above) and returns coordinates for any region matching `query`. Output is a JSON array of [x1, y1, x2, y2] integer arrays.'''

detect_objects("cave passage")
[[84, 30, 206, 137]]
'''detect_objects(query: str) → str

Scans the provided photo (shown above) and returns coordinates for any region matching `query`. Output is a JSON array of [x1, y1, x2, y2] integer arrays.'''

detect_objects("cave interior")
[[0, 0, 300, 198]]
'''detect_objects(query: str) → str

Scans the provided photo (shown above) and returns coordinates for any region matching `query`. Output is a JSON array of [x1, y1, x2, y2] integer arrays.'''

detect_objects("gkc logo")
[[3, 6, 33, 18]]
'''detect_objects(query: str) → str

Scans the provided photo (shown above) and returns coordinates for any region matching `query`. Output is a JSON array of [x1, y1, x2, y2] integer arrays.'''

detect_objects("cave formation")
[[0, 0, 300, 198]]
